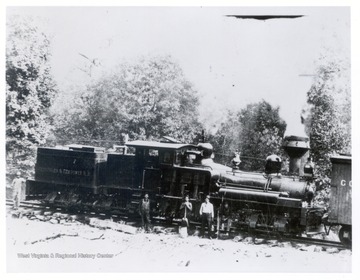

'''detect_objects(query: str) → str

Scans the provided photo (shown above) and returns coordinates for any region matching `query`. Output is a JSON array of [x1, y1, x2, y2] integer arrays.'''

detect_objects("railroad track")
[[6, 200, 350, 250], [6, 199, 44, 208], [284, 235, 348, 250], [242, 229, 349, 250], [6, 199, 132, 222]]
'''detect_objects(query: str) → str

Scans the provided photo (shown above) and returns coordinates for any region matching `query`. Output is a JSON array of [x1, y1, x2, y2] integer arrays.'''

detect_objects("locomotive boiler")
[[216, 169, 321, 233]]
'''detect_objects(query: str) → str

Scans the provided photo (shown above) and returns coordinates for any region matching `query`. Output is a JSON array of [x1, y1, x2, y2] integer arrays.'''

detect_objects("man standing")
[[220, 202, 232, 235], [11, 171, 25, 209], [179, 194, 193, 238], [199, 195, 214, 238], [180, 194, 192, 227], [139, 193, 151, 232]]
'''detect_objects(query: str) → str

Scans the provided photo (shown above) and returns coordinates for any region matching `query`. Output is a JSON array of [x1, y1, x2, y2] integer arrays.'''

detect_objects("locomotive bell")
[[265, 154, 282, 174]]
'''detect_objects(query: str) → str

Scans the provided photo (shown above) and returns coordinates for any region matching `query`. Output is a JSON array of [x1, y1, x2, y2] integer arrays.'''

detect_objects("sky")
[[6, 6, 351, 137]]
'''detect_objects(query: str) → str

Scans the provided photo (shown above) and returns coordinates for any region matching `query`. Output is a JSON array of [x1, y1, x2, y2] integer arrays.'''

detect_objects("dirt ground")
[[5, 206, 352, 274]]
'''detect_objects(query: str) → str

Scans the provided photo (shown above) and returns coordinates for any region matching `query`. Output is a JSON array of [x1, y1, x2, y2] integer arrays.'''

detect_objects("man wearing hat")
[[199, 195, 214, 238], [11, 171, 25, 209]]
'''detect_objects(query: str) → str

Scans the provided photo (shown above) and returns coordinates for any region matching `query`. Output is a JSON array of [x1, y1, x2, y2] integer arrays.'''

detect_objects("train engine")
[[25, 136, 325, 237]]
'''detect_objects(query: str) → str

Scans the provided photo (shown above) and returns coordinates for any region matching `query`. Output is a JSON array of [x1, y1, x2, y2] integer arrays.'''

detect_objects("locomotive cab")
[[124, 140, 231, 221]]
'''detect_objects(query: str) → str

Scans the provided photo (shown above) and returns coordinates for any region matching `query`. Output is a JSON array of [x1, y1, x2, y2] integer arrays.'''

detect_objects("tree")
[[211, 100, 287, 170], [6, 15, 57, 175], [302, 56, 351, 177], [206, 109, 241, 161], [52, 55, 202, 146]]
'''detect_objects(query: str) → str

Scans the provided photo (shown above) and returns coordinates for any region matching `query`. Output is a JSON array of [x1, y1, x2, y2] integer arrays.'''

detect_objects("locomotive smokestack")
[[282, 135, 310, 175]]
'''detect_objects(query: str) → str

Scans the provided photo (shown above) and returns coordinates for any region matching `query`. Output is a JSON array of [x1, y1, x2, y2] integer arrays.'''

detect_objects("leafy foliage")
[[6, 15, 57, 176], [52, 56, 202, 146], [210, 100, 287, 170], [302, 57, 351, 177]]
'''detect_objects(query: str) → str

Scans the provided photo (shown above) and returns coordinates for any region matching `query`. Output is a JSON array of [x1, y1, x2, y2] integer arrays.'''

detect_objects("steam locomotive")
[[25, 137, 351, 245]]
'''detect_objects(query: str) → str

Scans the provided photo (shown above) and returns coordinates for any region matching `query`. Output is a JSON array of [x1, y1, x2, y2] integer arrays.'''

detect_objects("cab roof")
[[125, 140, 197, 150]]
